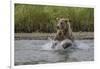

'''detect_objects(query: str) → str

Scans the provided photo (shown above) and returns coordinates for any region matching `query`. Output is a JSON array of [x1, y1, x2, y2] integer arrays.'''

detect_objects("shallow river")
[[15, 40, 94, 66]]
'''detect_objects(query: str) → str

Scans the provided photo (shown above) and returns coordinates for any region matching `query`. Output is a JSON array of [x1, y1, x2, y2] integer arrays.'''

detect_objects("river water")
[[15, 40, 94, 65]]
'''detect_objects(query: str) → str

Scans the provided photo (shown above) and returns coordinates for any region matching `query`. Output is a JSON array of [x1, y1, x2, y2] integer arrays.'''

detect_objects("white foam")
[[42, 39, 62, 50], [42, 38, 73, 50], [42, 41, 54, 50]]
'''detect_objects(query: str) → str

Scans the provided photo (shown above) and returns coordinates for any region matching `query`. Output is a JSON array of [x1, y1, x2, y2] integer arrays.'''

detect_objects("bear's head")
[[56, 18, 71, 30]]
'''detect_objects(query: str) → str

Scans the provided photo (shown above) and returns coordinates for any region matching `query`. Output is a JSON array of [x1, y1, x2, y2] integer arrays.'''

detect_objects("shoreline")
[[15, 32, 94, 40]]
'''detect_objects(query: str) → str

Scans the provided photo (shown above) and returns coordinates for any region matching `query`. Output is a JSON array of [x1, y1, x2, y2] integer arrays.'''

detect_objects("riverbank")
[[15, 32, 94, 40]]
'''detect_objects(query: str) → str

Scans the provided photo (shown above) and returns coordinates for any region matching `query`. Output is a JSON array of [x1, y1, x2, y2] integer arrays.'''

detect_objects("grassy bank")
[[15, 4, 94, 33], [15, 32, 94, 40]]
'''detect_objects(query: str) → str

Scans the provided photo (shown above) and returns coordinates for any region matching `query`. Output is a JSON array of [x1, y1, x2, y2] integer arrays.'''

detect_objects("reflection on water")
[[15, 40, 94, 65]]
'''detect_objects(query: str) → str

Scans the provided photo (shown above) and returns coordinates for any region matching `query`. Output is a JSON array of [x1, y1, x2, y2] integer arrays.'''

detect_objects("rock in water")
[[60, 39, 72, 49]]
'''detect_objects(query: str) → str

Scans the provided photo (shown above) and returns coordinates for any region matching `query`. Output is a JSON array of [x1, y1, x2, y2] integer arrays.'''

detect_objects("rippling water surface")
[[15, 40, 94, 65]]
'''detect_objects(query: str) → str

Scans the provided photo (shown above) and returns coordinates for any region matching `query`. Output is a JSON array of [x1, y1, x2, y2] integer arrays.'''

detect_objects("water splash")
[[42, 40, 63, 50], [42, 38, 73, 50], [42, 39, 90, 50]]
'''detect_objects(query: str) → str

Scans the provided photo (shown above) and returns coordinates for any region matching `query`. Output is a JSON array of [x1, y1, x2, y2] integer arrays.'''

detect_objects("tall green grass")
[[15, 3, 94, 33]]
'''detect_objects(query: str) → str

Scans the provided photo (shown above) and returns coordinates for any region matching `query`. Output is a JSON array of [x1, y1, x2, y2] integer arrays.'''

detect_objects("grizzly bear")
[[54, 17, 74, 42]]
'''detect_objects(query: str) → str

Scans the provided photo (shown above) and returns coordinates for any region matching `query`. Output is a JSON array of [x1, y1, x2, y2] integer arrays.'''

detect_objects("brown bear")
[[54, 17, 74, 42]]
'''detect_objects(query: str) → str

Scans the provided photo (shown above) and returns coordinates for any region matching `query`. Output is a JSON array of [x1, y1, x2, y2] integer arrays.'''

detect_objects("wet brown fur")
[[54, 18, 74, 42]]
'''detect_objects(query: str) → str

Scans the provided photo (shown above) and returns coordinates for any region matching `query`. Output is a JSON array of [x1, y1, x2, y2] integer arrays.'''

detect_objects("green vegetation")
[[15, 3, 94, 33]]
